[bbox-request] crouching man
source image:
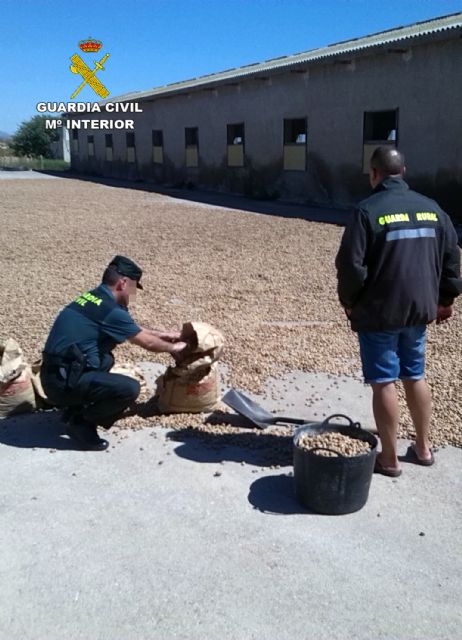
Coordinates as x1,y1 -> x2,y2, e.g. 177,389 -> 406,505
41,256 -> 186,451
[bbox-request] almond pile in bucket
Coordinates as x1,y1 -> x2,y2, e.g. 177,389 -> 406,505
155,322 -> 225,413
297,431 -> 371,457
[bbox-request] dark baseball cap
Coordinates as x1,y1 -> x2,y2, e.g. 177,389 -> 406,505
108,255 -> 143,289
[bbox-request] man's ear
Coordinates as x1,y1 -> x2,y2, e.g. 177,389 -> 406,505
369,166 -> 377,187
401,165 -> 406,177
115,277 -> 127,291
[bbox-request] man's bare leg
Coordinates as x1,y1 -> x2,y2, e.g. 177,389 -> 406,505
371,381 -> 400,471
402,378 -> 432,460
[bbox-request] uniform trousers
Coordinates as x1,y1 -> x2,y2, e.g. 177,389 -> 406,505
41,354 -> 140,428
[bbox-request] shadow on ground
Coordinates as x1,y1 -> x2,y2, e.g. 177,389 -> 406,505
0,411 -> 79,450
38,170 -> 352,225
247,474 -> 314,515
166,427 -> 313,515
167,423 -> 294,468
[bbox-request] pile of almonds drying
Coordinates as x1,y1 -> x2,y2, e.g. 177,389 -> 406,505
0,178 -> 461,447
297,431 -> 371,457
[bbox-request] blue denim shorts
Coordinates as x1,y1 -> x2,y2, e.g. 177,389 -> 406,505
358,325 -> 426,384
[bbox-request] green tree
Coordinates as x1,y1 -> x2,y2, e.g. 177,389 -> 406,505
10,115 -> 59,158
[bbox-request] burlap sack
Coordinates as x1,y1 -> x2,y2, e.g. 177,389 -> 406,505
155,322 -> 224,413
156,363 -> 219,413
173,322 -> 225,374
29,359 -> 55,409
0,339 -> 36,417
0,338 -> 26,385
181,322 -> 224,357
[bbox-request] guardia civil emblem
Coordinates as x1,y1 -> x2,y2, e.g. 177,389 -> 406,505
69,37 -> 110,99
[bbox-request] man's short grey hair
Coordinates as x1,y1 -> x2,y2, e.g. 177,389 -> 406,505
370,146 -> 405,176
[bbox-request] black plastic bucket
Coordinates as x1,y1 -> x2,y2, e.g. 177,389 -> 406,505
293,414 -> 378,515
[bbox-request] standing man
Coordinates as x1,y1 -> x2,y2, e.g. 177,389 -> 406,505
336,147 -> 462,477
41,255 -> 187,451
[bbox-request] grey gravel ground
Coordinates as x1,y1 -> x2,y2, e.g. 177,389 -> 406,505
1,176 -> 460,446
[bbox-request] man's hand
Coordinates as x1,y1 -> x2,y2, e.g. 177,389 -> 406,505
144,328 -> 182,342
436,304 -> 453,324
156,329 -> 182,342
129,330 -> 187,354
170,340 -> 187,353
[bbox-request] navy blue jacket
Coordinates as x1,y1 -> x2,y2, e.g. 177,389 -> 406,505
44,284 -> 140,369
336,177 -> 462,332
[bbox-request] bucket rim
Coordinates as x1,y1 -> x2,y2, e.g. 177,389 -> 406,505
293,416 -> 378,451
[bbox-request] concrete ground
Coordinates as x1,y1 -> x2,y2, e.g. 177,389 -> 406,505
0,366 -> 461,640
0,170 -> 58,180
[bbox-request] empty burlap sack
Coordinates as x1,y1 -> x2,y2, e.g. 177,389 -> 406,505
0,339 -> 36,418
156,322 -> 224,413
180,322 -> 224,362
29,359 -> 55,409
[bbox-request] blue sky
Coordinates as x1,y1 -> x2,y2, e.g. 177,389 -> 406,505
1,0 -> 461,134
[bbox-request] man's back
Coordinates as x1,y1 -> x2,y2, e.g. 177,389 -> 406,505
336,176 -> 461,331
44,283 -> 140,369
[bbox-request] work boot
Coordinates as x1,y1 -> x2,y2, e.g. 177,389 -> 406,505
65,418 -> 109,451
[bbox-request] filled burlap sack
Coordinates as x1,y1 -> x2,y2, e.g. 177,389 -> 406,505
0,338 -> 26,386
156,363 -> 219,413
0,339 -> 36,417
155,322 -> 224,413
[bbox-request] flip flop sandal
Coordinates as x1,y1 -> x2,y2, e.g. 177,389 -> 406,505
374,458 -> 402,478
404,445 -> 435,467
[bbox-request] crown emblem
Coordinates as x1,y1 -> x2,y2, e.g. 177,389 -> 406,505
78,36 -> 102,53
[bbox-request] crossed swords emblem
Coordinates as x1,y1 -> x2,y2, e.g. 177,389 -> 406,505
69,52 -> 110,99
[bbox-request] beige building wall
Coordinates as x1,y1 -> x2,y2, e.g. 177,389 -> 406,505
71,35 -> 462,215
